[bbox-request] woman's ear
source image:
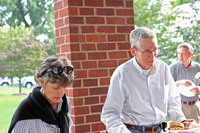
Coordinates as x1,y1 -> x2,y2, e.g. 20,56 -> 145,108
38,77 -> 45,88
130,47 -> 136,57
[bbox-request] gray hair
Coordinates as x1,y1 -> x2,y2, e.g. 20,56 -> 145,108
36,56 -> 74,87
129,27 -> 157,48
177,43 -> 194,54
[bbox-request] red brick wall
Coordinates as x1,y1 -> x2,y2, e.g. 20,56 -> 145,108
54,0 -> 134,132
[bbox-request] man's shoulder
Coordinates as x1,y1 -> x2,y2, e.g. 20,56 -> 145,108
191,61 -> 200,67
170,61 -> 179,68
156,59 -> 167,64
155,59 -> 169,67
113,58 -> 134,75
117,58 -> 133,68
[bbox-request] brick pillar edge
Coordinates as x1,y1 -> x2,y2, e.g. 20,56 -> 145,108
54,0 -> 134,132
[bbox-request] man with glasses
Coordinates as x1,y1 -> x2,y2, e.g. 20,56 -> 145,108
101,27 -> 194,133
170,43 -> 200,123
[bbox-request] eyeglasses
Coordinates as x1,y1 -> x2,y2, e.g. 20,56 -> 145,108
134,47 -> 159,55
46,66 -> 74,75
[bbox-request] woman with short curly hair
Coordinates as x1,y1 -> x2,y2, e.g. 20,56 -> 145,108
8,56 -> 74,133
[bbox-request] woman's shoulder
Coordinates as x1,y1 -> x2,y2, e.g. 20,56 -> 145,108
13,119 -> 59,133
12,119 -> 32,133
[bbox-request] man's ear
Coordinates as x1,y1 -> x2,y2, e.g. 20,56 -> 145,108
38,77 -> 45,88
130,47 -> 136,57
190,52 -> 193,58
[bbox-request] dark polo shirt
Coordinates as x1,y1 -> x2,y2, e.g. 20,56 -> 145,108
170,61 -> 200,101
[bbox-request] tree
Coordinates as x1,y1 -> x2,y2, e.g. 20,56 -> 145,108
0,27 -> 51,93
0,0 -> 56,55
134,0 -> 200,64
134,0 -> 180,64
175,0 -> 200,62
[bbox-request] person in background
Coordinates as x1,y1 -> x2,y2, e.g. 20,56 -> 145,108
170,43 -> 200,123
101,27 -> 195,133
8,56 -> 74,133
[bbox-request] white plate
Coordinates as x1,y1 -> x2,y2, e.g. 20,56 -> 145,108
177,85 -> 195,97
168,128 -> 200,133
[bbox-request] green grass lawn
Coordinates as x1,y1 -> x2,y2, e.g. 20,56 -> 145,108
0,86 -> 170,133
0,86 -> 32,133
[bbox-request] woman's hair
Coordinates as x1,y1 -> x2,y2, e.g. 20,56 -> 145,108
36,56 -> 74,87
177,43 -> 194,54
129,27 -> 157,48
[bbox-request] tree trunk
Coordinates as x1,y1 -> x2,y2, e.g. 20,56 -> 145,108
19,78 -> 22,93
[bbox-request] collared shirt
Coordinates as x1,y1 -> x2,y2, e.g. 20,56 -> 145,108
11,90 -> 73,133
101,57 -> 185,133
170,61 -> 200,101
135,59 -> 151,77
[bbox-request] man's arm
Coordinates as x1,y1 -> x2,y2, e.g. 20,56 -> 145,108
101,74 -> 131,133
167,69 -> 186,122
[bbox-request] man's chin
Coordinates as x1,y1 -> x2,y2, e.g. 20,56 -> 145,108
145,64 -> 153,69
148,62 -> 154,67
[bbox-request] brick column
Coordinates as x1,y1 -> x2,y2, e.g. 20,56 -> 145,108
54,0 -> 134,132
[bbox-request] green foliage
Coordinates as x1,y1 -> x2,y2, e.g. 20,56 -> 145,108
134,0 -> 200,64
0,27 -> 50,77
176,0 -> 189,5
0,27 -> 32,53
176,0 -> 200,62
134,0 -> 179,64
0,27 -> 50,92
0,0 -> 56,55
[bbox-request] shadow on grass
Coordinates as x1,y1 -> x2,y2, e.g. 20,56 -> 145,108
12,93 -> 28,95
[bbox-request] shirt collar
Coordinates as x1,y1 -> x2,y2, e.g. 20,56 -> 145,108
133,57 -> 152,77
179,61 -> 192,68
